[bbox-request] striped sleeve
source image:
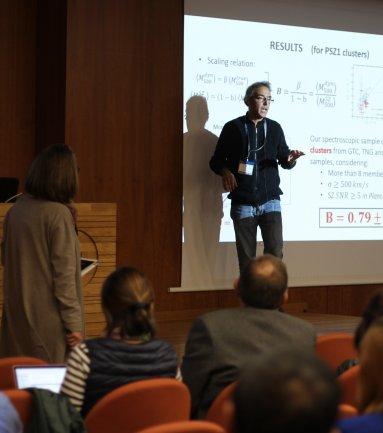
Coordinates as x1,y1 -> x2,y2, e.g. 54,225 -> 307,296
60,342 -> 90,412
176,367 -> 182,381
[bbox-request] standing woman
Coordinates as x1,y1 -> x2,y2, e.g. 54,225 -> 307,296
0,144 -> 84,363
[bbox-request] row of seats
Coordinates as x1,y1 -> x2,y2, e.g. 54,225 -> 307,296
3,375 -> 359,433
0,332 -> 359,433
4,378 -> 217,433
0,332 -> 357,391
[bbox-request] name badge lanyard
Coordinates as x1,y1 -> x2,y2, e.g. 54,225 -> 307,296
238,120 -> 267,176
245,120 -> 267,160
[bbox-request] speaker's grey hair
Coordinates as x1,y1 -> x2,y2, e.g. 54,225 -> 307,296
244,81 -> 272,105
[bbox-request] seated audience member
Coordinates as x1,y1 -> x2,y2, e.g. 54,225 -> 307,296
0,393 -> 22,433
234,350 -> 340,433
61,267 -> 178,417
338,318 -> 383,433
181,254 -> 316,418
336,290 -> 383,376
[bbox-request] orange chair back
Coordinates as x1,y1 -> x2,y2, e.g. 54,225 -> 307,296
85,378 -> 191,433
3,389 -> 33,428
338,364 -> 360,407
138,421 -> 225,433
205,382 -> 237,433
0,356 -> 47,390
316,333 -> 357,371
338,403 -> 358,419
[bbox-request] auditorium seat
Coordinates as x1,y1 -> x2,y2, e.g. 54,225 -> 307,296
0,356 -> 47,390
205,382 -> 237,433
338,403 -> 358,419
338,365 -> 360,407
316,332 -> 357,371
85,378 -> 191,433
138,421 -> 225,433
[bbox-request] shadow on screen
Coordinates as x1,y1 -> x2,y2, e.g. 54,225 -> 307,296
182,96 -> 224,287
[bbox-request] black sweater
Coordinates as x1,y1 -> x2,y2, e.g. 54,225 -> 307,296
210,116 -> 295,206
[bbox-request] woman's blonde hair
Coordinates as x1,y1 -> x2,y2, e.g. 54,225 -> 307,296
101,267 -> 155,339
358,318 -> 383,413
25,144 -> 78,203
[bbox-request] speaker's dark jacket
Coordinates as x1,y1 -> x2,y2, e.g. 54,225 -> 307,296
209,116 -> 295,206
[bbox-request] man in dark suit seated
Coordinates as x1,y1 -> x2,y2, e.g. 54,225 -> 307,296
181,254 -> 316,419
234,350 -> 340,433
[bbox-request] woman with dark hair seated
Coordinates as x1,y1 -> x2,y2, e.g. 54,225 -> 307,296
60,267 -> 178,417
338,318 -> 383,433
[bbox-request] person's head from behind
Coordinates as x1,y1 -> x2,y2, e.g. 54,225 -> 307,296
234,350 -> 340,433
354,290 -> 383,351
358,318 -> 383,413
25,143 -> 78,203
237,254 -> 288,309
102,266 -> 155,340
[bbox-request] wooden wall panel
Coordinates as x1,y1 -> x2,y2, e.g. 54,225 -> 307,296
65,0 -> 186,310
289,284 -> 383,315
341,285 -> 382,316
36,0 -> 67,148
77,203 -> 117,337
0,0 -> 37,187
64,0 -> 251,313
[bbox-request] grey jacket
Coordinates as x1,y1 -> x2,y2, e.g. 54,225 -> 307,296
181,307 -> 316,418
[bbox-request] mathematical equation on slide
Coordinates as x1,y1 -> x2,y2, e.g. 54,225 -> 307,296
319,208 -> 383,228
193,73 -> 336,107
276,81 -> 336,107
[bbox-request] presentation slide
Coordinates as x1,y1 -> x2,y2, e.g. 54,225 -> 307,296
184,16 -> 383,242
178,0 -> 383,291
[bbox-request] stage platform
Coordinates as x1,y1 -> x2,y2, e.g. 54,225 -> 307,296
156,311 -> 360,359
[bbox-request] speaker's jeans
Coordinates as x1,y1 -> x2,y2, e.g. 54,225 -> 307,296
231,200 -> 283,273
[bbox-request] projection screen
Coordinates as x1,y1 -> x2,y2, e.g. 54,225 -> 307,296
176,0 -> 383,291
